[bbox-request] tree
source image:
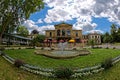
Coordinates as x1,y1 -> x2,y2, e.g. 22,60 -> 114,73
16,26 -> 29,37
103,32 -> 112,47
117,28 -> 120,42
31,29 -> 39,34
31,34 -> 45,47
88,39 -> 95,48
110,24 -> 117,42
0,0 -> 44,44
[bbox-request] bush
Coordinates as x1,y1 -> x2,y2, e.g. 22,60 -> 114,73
73,48 -> 77,50
54,67 -> 74,79
0,47 -> 5,51
18,47 -> 21,49
14,59 -> 24,68
0,51 -> 5,56
113,47 -> 116,49
101,58 -> 113,69
50,48 -> 54,50
106,47 -> 109,49
41,47 -> 44,50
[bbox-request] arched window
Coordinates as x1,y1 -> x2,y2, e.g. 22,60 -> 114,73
62,29 -> 65,36
50,32 -> 52,37
57,29 -> 60,36
67,30 -> 70,36
76,32 -> 78,37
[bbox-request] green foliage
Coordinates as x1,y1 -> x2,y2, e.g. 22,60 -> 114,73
4,49 -> 120,68
0,51 -> 5,56
31,34 -> 45,46
0,0 -> 44,44
14,59 -> 24,68
110,24 -> 120,42
101,57 -> 113,69
102,24 -> 120,43
31,29 -> 39,34
103,32 -> 112,43
54,67 -> 74,79
88,39 -> 95,48
16,26 -> 29,37
0,47 -> 5,51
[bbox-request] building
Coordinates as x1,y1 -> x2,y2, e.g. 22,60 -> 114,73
45,23 -> 101,44
2,33 -> 32,45
45,23 -> 82,42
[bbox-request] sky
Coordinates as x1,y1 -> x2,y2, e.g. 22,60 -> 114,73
23,0 -> 120,34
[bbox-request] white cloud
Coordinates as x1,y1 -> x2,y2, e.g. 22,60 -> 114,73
22,20 -> 55,34
43,0 -> 120,32
23,0 -> 120,34
36,19 -> 43,24
38,25 -> 55,34
87,30 -> 103,34
22,20 -> 39,33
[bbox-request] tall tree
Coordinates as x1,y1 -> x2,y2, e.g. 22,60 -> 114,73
116,28 -> 120,42
110,24 -> 117,42
31,34 -> 45,47
0,0 -> 44,44
16,26 -> 29,37
88,39 -> 95,48
103,32 -> 112,47
31,29 -> 39,34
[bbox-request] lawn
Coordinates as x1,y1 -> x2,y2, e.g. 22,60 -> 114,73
1,49 -> 120,80
4,49 -> 120,69
1,58 -> 120,80
0,56 -> 47,80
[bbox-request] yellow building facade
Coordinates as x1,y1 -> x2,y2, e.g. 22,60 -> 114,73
45,23 -> 82,42
45,23 -> 101,44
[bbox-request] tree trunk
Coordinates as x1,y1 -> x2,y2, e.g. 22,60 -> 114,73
0,16 -> 12,45
0,36 -> 2,45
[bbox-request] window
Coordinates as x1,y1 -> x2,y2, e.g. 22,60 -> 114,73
76,32 -> 78,37
67,30 -> 70,36
62,29 -> 65,36
50,32 -> 52,37
57,29 -> 60,36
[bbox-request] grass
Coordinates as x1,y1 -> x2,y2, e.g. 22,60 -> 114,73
1,48 -> 120,80
0,53 -> 120,80
81,62 -> 120,80
4,49 -> 120,69
0,56 -> 47,80
113,43 -> 120,46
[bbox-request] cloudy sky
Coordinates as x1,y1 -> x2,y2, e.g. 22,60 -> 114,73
23,0 -> 120,34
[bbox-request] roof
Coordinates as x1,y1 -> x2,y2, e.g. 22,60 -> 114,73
55,22 -> 72,27
4,33 -> 32,40
88,33 -> 101,35
13,35 -> 32,40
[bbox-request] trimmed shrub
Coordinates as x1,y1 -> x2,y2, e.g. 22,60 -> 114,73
113,47 -> 116,49
0,51 -> 5,56
73,48 -> 77,50
18,47 -> 21,49
14,59 -> 24,68
54,67 -> 74,79
50,48 -> 54,50
41,47 -> 44,50
0,47 -> 5,51
106,47 -> 109,49
101,58 -> 113,69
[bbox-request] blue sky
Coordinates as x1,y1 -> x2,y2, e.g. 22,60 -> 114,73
23,0 -> 120,34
